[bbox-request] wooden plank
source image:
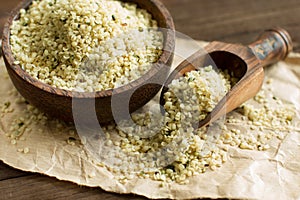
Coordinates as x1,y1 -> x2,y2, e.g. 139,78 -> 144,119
0,174 -> 146,200
162,0 -> 300,51
0,161 -> 29,181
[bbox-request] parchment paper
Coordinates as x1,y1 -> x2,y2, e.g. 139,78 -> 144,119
0,39 -> 300,199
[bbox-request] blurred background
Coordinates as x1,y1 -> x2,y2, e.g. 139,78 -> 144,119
1,0 -> 300,51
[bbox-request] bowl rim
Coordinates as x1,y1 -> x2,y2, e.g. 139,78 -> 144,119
2,0 -> 175,99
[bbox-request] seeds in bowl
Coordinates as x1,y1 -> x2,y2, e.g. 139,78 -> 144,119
10,0 -> 163,92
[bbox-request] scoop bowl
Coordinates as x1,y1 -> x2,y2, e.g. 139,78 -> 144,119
160,28 -> 292,128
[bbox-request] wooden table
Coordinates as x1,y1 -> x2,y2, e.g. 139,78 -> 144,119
1,0 -> 300,199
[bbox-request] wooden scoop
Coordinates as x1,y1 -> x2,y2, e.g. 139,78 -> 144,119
160,28 -> 292,128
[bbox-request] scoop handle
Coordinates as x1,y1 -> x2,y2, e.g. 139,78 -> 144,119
248,28 -> 293,67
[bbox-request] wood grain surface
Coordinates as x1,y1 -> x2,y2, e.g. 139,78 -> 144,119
1,0 -> 300,199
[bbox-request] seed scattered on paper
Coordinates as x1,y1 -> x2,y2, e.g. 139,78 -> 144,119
2,65 -> 296,185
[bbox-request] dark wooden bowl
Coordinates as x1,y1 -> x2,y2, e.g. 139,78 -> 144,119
2,0 -> 175,125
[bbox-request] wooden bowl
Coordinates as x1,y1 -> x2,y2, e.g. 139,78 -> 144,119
2,0 -> 175,125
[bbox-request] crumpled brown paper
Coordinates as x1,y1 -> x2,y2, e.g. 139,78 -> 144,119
0,39 -> 300,199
